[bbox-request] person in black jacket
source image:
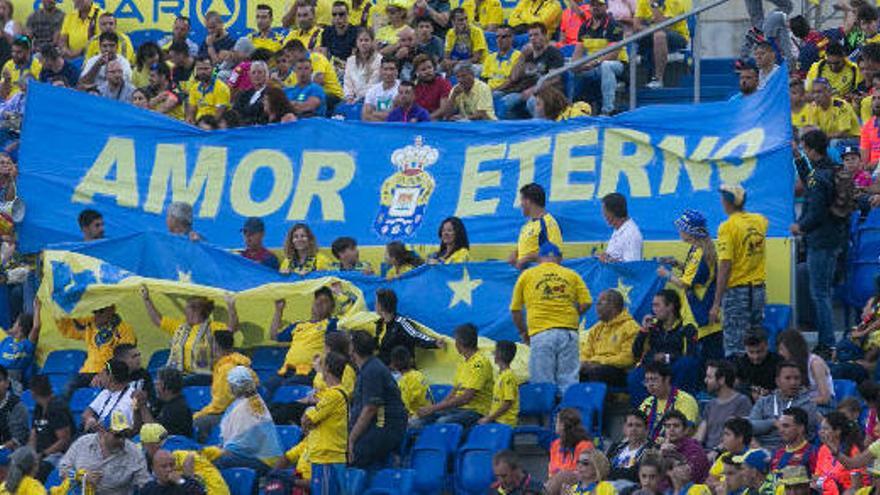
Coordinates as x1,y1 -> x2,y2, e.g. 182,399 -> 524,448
606,409 -> 651,483
140,450 -> 206,495
231,60 -> 269,125
374,288 -> 445,364
792,129 -> 847,357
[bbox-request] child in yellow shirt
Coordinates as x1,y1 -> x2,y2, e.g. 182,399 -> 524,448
479,340 -> 519,426
302,351 -> 348,495
390,346 -> 431,421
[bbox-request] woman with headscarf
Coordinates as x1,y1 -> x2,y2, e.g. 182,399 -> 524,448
657,209 -> 722,360
0,446 -> 45,495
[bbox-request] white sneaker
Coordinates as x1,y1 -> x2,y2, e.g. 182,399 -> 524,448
646,79 -> 663,89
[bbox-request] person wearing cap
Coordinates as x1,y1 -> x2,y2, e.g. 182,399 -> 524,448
734,59 -> 759,98
778,465 -> 812,495
239,217 -> 279,270
791,129 -> 848,356
140,423 -> 229,495
659,208 -> 721,358
59,410 -> 151,495
511,241 -> 591,390
580,289 -> 640,387
710,183 -> 768,357
571,0 -> 628,116
600,192 -> 643,263
842,144 -> 873,189
667,450 -> 712,495
508,183 -> 564,269
737,449 -> 774,495
806,42 -> 862,96
721,454 -> 748,495
807,77 -> 861,139
139,449 -> 206,495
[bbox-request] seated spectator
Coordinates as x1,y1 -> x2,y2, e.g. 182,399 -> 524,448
862,381 -> 880,443
301,351 -> 348,487
286,58 -> 327,118
79,32 -> 133,89
634,0 -> 691,89
607,409 -> 650,482
0,311 -> 37,385
26,0 -> 64,51
497,23 -> 564,119
414,17 -> 444,62
140,449 -> 206,495
146,62 -> 181,117
58,0 -> 101,60
343,28 -> 382,103
437,61 -> 497,120
808,77 -> 860,139
413,54 -> 450,117
734,328 -> 781,401
545,407 -> 595,494
414,323 -> 492,427
427,216 -> 470,264
696,361 -> 752,451
111,344 -> 154,405
1,446 -> 43,495
231,61 -> 269,125
37,44 -> 78,88
330,236 -> 374,273
658,410 -> 709,483
320,2 -> 358,65
283,4 -> 322,51
490,450 -> 545,495
628,290 -> 698,403
389,346 -> 430,421
510,0 -> 562,35
386,26 -> 417,81
56,303 -> 135,393
580,289 -> 640,387
386,80 -> 431,122
210,366 -> 282,476
279,223 -> 332,274
362,59 -> 400,121
778,465 -> 812,495
482,24 -> 521,93
282,40 -> 343,109
139,423 -> 230,495
814,411 -> 866,495
791,78 -> 812,131
807,42 -> 861,96
133,367 -> 192,438
158,16 -> 199,57
0,36 -> 40,101
442,8 -> 487,73
274,440 -> 311,491
534,85 -> 592,120
750,362 -> 818,449
838,397 -> 862,424
737,449 -> 773,495
770,407 -> 819,476
82,360 -> 135,432
667,450 -> 712,495
479,340 -> 518,426
637,362 -> 699,443
705,417 -> 751,492
376,1 -> 410,47
132,41 -> 162,89
383,241 -> 424,277
375,288 -> 443,364
59,410 -> 150,493
777,329 -> 833,407
558,0 -> 592,47
199,11 -> 236,64
571,0 -> 628,116
633,452 -> 665,495
185,55 -> 231,124
263,85 -> 298,123
721,454 -> 747,495
565,450 -> 616,495
83,12 -> 134,63
27,374 -> 73,481
96,59 -> 134,102
238,217 -> 279,269
168,40 -> 194,89
601,192 -> 643,262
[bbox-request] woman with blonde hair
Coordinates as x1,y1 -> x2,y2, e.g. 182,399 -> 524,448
279,223 -> 332,275
535,85 -> 592,121
564,449 -> 616,495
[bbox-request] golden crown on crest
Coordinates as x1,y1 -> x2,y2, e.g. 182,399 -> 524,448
391,136 -> 439,174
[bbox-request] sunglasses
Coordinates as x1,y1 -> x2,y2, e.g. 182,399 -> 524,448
332,11 -> 346,16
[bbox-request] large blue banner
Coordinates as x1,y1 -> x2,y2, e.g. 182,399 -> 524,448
18,70 -> 793,253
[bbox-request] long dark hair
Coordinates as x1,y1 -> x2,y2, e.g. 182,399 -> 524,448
824,410 -> 863,454
386,241 -> 423,268
136,41 -> 163,71
435,216 -> 469,259
264,85 -> 294,122
777,329 -> 810,382
557,407 -> 590,450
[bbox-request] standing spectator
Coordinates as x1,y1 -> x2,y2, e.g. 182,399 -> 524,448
1,447 -> 43,495
511,242 -> 591,391
580,289 -> 640,387
57,304 -> 135,393
754,40 -> 779,88
479,340 -> 518,426
27,375 -> 73,481
279,223 -> 332,274
0,36 -> 40,100
637,362 -> 699,443
81,360 -> 135,431
158,16 -> 199,57
490,450 -> 545,495
26,0 -> 63,50
302,351 -> 348,492
792,129 -> 848,357
238,217 -> 279,270
186,56 -> 231,124
734,329 -> 781,400
607,409 -> 650,482
139,450 -> 206,495
710,183 -> 768,357
609,0 -> 638,34
362,59 -> 399,121
770,407 -> 819,474
78,209 -> 104,241
97,60 -> 135,102
438,61 -> 496,120
198,11 -> 236,63
348,330 -> 407,468
320,2 -> 358,64
59,411 -> 151,494
413,55 -> 451,117
458,0 -> 503,30
696,361 -> 752,450
499,23 -> 564,119
343,28 -> 381,103
509,183 -> 563,269
777,329 -> 834,408
133,367 -> 192,438
749,362 -> 818,449
600,192 -> 643,262
510,0 -> 562,35
807,78 -> 861,139
38,44 -> 78,88
545,407 -> 595,493
58,0 -> 101,59
79,32 -> 133,89
806,42 -> 861,96
387,80 -> 431,122
571,0 -> 628,116
658,410 -> 710,483
389,346 -> 430,420
428,216 -> 470,264
635,0 -> 691,88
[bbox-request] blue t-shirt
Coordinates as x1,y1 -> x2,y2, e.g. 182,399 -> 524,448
386,104 -> 431,123
351,357 -> 407,432
0,336 -> 34,371
285,83 -> 327,118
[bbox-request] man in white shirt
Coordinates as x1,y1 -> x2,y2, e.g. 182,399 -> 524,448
79,31 -> 133,89
362,58 -> 400,121
600,192 -> 643,262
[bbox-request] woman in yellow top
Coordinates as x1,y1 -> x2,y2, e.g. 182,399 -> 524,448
132,42 -> 162,89
563,449 -> 616,495
140,286 -> 238,386
0,447 -> 45,495
385,241 -> 424,279
427,216 -> 471,264
279,223 -> 333,275
389,345 -> 431,419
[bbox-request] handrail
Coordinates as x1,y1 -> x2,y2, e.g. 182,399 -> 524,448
536,0 -> 732,107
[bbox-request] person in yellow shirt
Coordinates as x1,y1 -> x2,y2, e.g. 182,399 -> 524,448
512,242 -> 591,391
704,417 -> 751,489
279,223 -> 334,274
83,13 -> 135,64
0,37 -> 40,100
249,4 -> 285,52
479,340 -> 519,427
389,346 -> 431,419
508,183 -> 564,269
283,40 -> 345,104
710,183 -> 768,357
139,423 -> 231,495
580,289 -> 641,387
384,241 -> 423,279
0,447 -> 45,495
59,0 -> 102,59
427,216 -> 471,264
443,8 -> 488,72
806,42 -> 861,96
276,440 -> 312,490
375,0 -> 410,45
790,78 -> 813,134
634,0 -> 691,89
638,361 -> 699,442
57,304 -> 136,393
458,0 -> 504,30
438,60 -> 497,120
415,323 -> 493,427
482,25 -> 521,90
283,4 -> 324,50
510,0 -> 563,36
807,77 -> 861,138
185,55 -> 231,123
302,351 -> 349,493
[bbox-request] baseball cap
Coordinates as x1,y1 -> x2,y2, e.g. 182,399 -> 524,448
719,183 -> 747,208
227,365 -> 255,388
735,58 -> 758,72
744,327 -> 768,346
387,0 -> 409,10
538,242 -> 562,258
841,145 -> 860,157
140,423 -> 168,444
734,449 -> 770,474
102,410 -> 131,433
241,217 -> 265,234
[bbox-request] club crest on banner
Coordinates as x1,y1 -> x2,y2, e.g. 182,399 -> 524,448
373,136 -> 439,240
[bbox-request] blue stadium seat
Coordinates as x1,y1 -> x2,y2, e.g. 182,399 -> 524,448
346,467 -> 368,495
408,424 -> 463,494
272,385 -> 313,405
413,423 -> 463,453
429,384 -> 453,403
19,390 -> 34,414
256,368 -> 279,386
363,468 -> 415,495
763,304 -> 792,352
456,450 -> 496,495
459,423 -> 513,453
147,349 -> 170,375
163,435 -> 202,452
834,379 -> 859,405
48,374 -> 74,396
221,468 -> 256,495
514,382 -> 558,448
276,424 -> 303,451
334,103 -> 364,121
41,350 -> 86,375
70,387 -> 100,415
182,386 -> 212,411
558,382 -> 607,437
249,346 -> 287,371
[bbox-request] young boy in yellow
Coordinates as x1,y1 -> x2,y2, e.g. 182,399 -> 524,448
302,351 -> 348,495
389,346 -> 431,421
479,340 -> 519,426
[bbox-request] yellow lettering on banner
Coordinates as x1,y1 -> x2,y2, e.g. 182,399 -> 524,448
143,144 -> 227,217
714,129 -> 765,185
72,137 -> 139,207
454,144 -> 506,217
658,136 -> 718,195
550,130 -> 597,202
509,137 -> 551,207
288,152 -> 356,221
598,128 -> 653,198
230,150 -> 294,217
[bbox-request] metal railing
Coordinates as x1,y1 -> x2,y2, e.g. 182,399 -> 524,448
536,0 -> 731,109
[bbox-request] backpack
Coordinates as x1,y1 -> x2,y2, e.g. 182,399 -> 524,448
830,166 -> 857,219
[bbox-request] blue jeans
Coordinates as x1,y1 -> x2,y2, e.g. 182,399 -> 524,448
530,328 -> 580,393
575,61 -> 624,114
722,285 -> 766,357
311,463 -> 347,495
213,451 -> 271,476
807,247 -> 840,348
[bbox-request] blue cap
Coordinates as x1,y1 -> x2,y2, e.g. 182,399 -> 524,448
841,145 -> 860,157
734,449 -> 770,474
674,209 -> 709,238
538,242 -> 562,258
